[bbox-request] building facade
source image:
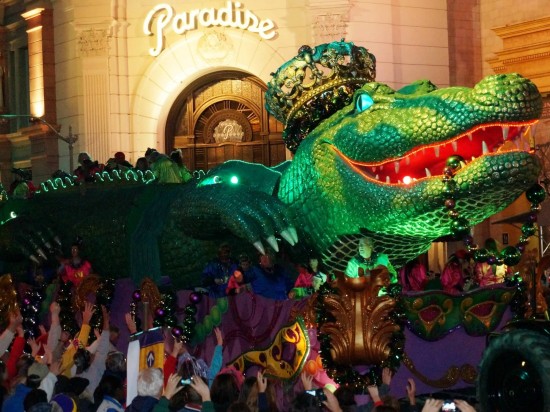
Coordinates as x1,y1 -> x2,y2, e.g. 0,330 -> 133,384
0,0 -> 548,262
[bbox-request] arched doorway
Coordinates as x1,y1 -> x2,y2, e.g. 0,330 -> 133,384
165,70 -> 285,171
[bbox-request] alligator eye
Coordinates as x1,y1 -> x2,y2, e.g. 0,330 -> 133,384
355,93 -> 374,113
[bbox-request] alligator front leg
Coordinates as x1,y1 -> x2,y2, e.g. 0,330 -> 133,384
170,184 -> 298,255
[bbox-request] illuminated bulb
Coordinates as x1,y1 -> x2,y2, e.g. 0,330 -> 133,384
230,176 -> 239,184
403,176 -> 412,185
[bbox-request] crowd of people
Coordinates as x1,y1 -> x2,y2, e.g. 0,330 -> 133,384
1,149 -> 509,411
0,298 -> 479,412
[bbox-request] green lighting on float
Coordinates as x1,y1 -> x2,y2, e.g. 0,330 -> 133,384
230,176 -> 239,184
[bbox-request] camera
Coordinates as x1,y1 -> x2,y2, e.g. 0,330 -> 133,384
180,377 -> 192,385
305,388 -> 327,406
441,400 -> 456,411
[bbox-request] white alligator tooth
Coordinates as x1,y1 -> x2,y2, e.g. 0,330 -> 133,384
502,126 -> 509,140
425,168 -> 432,177
482,141 -> 489,154
386,176 -> 391,184
460,161 -> 466,168
468,133 -> 473,142
394,161 -> 400,174
471,156 -> 476,161
375,174 -> 379,180
434,146 -> 440,157
266,235 -> 279,253
280,229 -> 296,246
452,141 -> 458,152
371,166 -> 377,173
253,240 -> 265,255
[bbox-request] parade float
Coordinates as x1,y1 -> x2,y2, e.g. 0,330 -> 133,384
0,40 -> 547,410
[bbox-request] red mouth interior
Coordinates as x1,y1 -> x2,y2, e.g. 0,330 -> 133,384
343,121 -> 536,184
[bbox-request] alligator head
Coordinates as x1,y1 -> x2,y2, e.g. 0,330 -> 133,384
278,73 -> 542,269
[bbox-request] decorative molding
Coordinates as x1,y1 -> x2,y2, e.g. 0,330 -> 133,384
313,13 -> 348,44
77,28 -> 109,57
197,30 -> 234,64
488,16 -> 550,93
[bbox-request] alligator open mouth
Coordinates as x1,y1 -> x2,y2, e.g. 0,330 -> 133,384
338,120 -> 538,185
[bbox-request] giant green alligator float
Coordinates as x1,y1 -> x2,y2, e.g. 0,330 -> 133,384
0,41 -> 542,287
0,40 -> 547,409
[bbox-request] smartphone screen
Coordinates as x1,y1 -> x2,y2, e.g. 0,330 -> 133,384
442,400 -> 456,411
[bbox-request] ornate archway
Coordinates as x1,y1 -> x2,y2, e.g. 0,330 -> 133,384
165,70 -> 285,171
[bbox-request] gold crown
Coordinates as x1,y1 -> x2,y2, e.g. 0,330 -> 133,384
265,40 -> 376,152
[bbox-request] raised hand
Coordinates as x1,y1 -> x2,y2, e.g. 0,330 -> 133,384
125,313 -> 137,334
214,327 -> 223,346
257,370 -> 267,393
382,367 -> 393,386
82,302 -> 94,325
301,371 -> 313,391
163,373 -> 183,400
422,398 -> 443,412
190,375 -> 210,402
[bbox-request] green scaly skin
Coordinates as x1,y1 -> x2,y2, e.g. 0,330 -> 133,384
279,73 -> 542,268
0,73 -> 542,282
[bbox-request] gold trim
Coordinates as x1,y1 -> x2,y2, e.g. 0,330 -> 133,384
403,353 -> 477,388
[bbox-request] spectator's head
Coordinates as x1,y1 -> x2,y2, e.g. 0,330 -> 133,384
109,325 -> 120,345
170,149 -> 183,165
239,254 -> 251,272
334,385 -> 356,408
23,388 -> 49,412
290,392 -> 322,411
135,157 -> 149,171
238,376 -> 257,403
228,401 -> 252,412
259,252 -> 275,270
93,374 -> 124,405
77,152 -> 91,165
373,405 -> 399,412
105,351 -> 126,375
27,361 -> 49,389
485,238 -> 498,253
169,378 -> 204,410
73,348 -> 91,374
114,152 -> 126,163
218,243 -> 231,262
211,372 -> 241,411
137,367 -> 164,398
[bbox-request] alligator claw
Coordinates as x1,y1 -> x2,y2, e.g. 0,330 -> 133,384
253,240 -> 265,255
289,227 -> 298,244
266,235 -> 279,252
280,229 -> 296,246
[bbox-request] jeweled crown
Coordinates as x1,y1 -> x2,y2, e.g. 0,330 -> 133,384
265,40 -> 376,152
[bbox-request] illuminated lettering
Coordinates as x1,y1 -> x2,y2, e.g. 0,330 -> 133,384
143,1 -> 277,57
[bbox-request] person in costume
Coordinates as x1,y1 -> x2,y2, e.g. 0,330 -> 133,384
441,250 -> 469,293
170,149 -> 193,183
226,267 -> 248,295
202,243 -> 238,298
345,236 -> 397,282
59,240 -> 92,287
8,168 -> 36,199
249,251 -> 294,300
148,150 -> 183,184
74,152 -> 104,183
474,238 -> 511,287
399,257 -> 427,292
290,256 -> 327,298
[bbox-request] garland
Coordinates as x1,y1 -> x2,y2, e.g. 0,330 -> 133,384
315,281 -> 406,392
443,155 -> 546,265
443,155 -> 544,319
